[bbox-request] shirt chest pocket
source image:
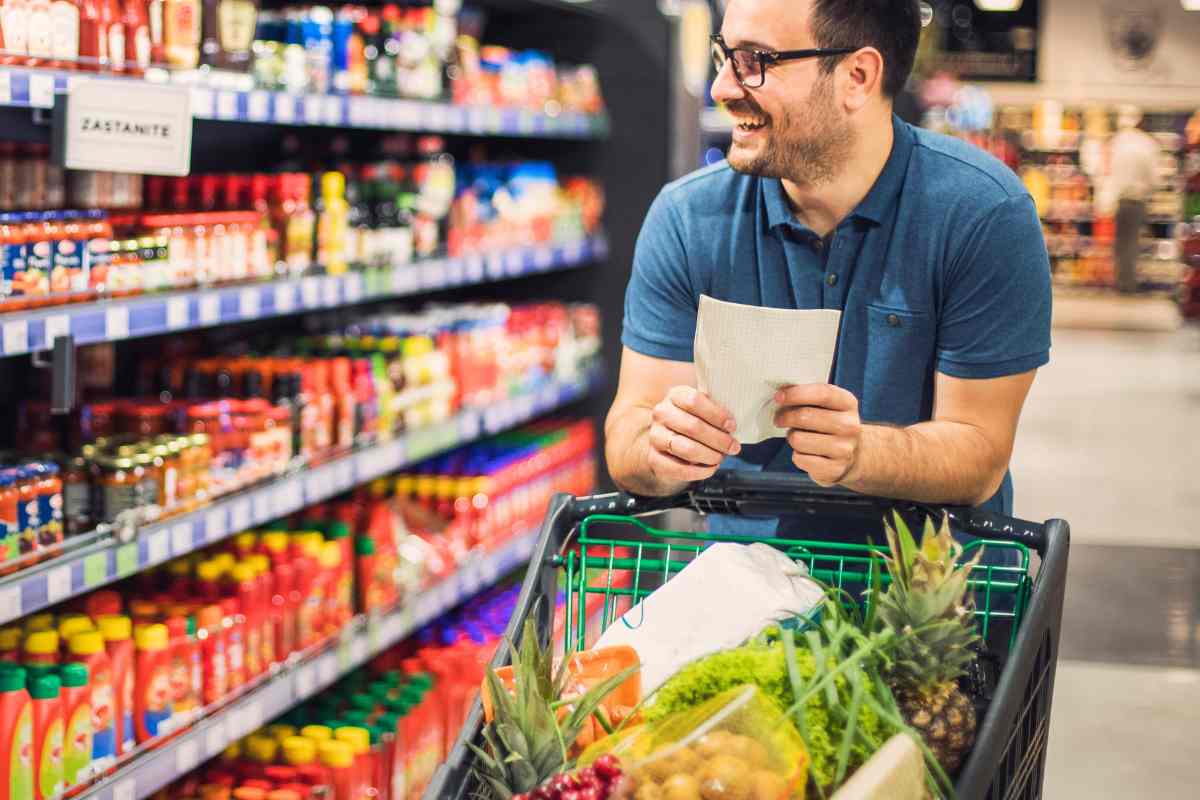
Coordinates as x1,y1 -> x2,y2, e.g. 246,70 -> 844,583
862,304 -> 937,424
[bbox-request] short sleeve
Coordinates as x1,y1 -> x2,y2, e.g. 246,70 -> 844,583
621,189 -> 699,362
936,194 -> 1052,379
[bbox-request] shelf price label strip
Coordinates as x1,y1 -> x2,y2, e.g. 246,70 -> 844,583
73,526 -> 539,800
0,234 -> 605,358
0,370 -> 598,627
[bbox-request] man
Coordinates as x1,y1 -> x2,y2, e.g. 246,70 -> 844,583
605,0 -> 1051,537
1108,105 -> 1159,294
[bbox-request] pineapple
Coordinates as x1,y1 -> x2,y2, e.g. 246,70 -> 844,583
468,616 -> 636,800
876,512 -> 983,775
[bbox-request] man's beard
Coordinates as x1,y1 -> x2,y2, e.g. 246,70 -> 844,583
725,75 -> 853,185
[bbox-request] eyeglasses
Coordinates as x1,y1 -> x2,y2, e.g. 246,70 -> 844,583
710,34 -> 858,89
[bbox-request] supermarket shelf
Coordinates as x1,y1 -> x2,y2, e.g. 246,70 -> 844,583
0,66 -> 610,138
0,234 -> 608,357
74,526 -> 540,800
0,368 -> 600,627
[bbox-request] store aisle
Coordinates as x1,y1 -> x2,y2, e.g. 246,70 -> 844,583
1011,326 -> 1200,796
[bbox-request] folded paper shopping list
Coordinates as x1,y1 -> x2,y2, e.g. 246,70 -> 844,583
694,294 -> 842,444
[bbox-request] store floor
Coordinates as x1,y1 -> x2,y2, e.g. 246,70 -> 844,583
1009,326 -> 1200,797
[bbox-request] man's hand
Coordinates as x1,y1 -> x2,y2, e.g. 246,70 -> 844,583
774,383 -> 863,487
647,386 -> 742,484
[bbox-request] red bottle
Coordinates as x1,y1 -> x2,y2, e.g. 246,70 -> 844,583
164,616 -> 199,727
132,623 -> 170,743
28,673 -> 63,800
121,0 -> 149,73
96,615 -> 134,756
219,597 -> 245,691
195,604 -> 227,706
225,565 -> 261,680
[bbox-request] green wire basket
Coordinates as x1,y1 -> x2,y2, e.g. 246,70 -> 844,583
562,513 -> 1034,656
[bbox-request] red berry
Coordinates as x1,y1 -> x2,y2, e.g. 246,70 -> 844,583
531,789 -> 554,800
561,792 -> 583,800
577,788 -> 601,800
549,775 -> 576,794
593,755 -> 623,781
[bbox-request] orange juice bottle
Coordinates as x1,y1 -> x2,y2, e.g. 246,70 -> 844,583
0,663 -> 34,800
132,624 -> 171,743
95,616 -> 133,756
65,631 -> 114,774
28,673 -> 62,800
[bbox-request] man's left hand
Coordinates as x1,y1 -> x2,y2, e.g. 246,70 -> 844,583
774,384 -> 863,487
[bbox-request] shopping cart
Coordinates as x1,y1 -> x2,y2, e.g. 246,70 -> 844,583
426,472 -> 1070,800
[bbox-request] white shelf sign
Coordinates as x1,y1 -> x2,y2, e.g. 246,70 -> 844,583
62,80 -> 193,176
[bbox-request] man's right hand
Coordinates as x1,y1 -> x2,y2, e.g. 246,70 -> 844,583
646,386 -> 742,483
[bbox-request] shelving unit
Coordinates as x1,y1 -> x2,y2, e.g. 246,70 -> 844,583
0,368 -> 599,627
73,526 -> 542,800
0,66 -> 609,138
0,1 -> 683,796
0,234 -> 607,356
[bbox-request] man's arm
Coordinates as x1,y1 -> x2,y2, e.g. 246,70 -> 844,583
606,347 -> 740,497
776,369 -> 1036,506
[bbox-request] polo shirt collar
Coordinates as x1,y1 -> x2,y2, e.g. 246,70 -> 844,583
764,113 -> 915,231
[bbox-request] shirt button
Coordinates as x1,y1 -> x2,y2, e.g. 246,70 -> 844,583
812,238 -> 824,252
886,313 -> 901,327
826,273 -> 838,287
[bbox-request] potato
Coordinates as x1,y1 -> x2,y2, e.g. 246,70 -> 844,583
694,730 -> 734,760
725,735 -> 770,769
698,755 -> 752,800
636,784 -> 666,800
749,770 -> 787,800
662,773 -> 703,800
645,747 -> 701,783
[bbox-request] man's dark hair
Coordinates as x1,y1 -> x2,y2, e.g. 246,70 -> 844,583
810,0 -> 921,97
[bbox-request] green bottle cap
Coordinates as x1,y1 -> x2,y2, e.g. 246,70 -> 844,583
349,693 -> 375,712
355,536 -> 376,556
366,725 -> 385,746
399,686 -> 424,705
29,674 -> 61,699
408,672 -> 433,690
320,719 -> 344,731
377,712 -> 399,732
0,664 -> 26,692
59,663 -> 89,688
24,664 -> 56,682
327,521 -> 351,540
380,670 -> 402,686
342,710 -> 369,726
367,682 -> 392,701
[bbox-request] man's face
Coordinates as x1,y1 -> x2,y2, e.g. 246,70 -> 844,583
712,0 -> 855,184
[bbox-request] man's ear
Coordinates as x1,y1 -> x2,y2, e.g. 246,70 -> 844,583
840,47 -> 885,112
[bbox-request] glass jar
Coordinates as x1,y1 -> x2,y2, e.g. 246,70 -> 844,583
189,432 -> 212,504
99,455 -> 142,524
61,454 -> 92,537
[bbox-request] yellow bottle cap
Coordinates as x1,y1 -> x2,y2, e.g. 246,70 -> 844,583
299,725 -> 332,742
24,613 -> 56,633
261,533 -> 289,554
167,559 -> 191,578
58,615 -> 95,642
0,625 -> 22,650
235,532 -> 258,552
245,735 -> 279,764
281,735 -> 316,766
134,623 -> 169,651
230,563 -> 256,583
68,630 -> 106,656
266,724 -> 296,742
222,741 -> 242,761
211,553 -> 236,574
23,630 -> 59,656
333,726 -> 369,756
196,560 -> 224,582
249,554 -> 271,575
318,740 -> 354,769
319,542 -> 341,569
97,615 -> 132,642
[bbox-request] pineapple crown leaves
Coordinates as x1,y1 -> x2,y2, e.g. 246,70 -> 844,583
470,614 -> 639,800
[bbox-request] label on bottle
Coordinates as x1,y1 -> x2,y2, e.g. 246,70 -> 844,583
108,21 -> 126,70
49,0 -> 79,60
165,0 -> 199,68
54,236 -> 87,293
38,715 -> 63,800
103,482 -> 139,522
217,0 -> 255,56
26,0 -> 51,61
132,23 -> 150,68
0,241 -> 26,297
1,1 -> 30,57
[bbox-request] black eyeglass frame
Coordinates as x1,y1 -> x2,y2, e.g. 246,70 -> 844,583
710,34 -> 859,89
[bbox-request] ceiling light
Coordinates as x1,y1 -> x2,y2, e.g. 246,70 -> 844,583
1183,0 -> 1200,10
973,0 -> 1022,10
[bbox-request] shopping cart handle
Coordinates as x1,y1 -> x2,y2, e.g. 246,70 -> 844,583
572,472 -> 1048,552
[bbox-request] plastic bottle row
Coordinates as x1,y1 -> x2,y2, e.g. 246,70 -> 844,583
0,140 -> 605,310
0,419 -> 596,798
0,1 -> 605,114
4,300 -> 597,559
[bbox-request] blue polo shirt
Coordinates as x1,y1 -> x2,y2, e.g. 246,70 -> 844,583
622,115 -> 1051,537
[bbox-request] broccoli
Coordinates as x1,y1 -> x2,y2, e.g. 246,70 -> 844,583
645,639 -> 890,790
